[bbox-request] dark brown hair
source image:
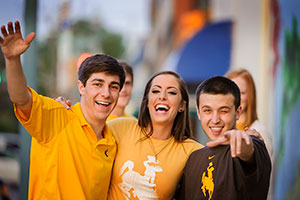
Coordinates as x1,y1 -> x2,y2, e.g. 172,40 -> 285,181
138,71 -> 192,142
78,54 -> 126,90
119,61 -> 134,84
195,76 -> 241,110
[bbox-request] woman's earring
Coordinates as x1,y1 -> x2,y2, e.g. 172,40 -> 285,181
179,109 -> 184,113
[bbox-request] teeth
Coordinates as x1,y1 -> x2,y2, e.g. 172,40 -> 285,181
211,127 -> 222,131
155,104 -> 169,111
96,101 -> 110,106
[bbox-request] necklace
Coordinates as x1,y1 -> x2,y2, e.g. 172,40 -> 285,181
148,137 -> 173,161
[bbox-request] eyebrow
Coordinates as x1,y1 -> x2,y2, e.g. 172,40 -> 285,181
200,105 -> 231,110
201,105 -> 211,109
219,106 -> 231,110
91,78 -> 120,86
111,81 -> 120,86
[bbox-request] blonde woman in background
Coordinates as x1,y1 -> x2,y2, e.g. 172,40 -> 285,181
226,69 -> 273,157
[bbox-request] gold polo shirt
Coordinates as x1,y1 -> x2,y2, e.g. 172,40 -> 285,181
15,88 -> 116,200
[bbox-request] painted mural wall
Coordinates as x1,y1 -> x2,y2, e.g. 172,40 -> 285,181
272,0 -> 300,199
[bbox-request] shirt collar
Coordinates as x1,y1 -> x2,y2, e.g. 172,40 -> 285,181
71,103 -> 89,127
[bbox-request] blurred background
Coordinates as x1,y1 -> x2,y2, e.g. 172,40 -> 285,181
0,0 -> 299,199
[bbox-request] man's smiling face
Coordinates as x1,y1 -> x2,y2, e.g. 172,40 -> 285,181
197,93 -> 241,141
78,72 -> 120,124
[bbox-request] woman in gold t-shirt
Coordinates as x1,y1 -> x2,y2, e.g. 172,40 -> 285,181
107,71 -> 203,200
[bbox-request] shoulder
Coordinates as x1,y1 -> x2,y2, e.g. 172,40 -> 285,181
250,120 -> 266,131
30,87 -> 74,112
124,113 -> 137,119
107,114 -> 119,121
107,117 -> 140,139
107,117 -> 138,128
180,138 -> 204,155
251,135 -> 268,150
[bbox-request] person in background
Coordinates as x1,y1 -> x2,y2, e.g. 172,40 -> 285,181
226,69 -> 273,157
107,61 -> 135,121
0,21 -> 125,199
107,71 -> 203,199
175,76 -> 271,200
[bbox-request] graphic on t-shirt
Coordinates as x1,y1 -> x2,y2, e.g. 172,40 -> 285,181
201,156 -> 215,200
118,155 -> 163,199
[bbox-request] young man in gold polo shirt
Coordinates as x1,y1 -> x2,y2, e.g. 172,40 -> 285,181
0,21 -> 125,199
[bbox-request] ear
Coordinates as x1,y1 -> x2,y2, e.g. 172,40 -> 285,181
196,105 -> 201,120
178,101 -> 186,112
77,80 -> 85,96
235,106 -> 242,121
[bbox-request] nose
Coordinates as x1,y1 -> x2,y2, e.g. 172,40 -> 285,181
211,112 -> 220,124
158,90 -> 167,100
101,85 -> 111,98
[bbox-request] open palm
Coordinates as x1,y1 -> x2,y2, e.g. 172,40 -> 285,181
0,21 -> 35,59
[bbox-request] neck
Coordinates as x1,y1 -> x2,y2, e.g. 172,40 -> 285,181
90,122 -> 106,141
111,106 -> 125,117
150,123 -> 173,140
237,110 -> 246,124
80,102 -> 106,141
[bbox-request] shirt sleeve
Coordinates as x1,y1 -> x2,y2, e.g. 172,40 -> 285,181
14,87 -> 73,143
244,136 -> 272,199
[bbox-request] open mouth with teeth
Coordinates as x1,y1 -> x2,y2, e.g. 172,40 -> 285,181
155,104 -> 169,112
209,126 -> 224,135
95,101 -> 111,107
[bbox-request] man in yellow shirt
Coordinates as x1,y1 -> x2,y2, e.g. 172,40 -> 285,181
0,21 -> 125,199
76,54 -> 135,121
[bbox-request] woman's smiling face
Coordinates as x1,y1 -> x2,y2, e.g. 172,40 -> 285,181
147,74 -> 184,127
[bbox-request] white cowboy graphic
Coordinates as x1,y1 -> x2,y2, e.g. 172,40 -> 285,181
118,155 -> 163,199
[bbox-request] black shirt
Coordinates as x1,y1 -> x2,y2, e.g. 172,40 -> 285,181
175,136 -> 271,200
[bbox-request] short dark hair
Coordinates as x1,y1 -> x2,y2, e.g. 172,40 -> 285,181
78,54 -> 126,90
138,71 -> 193,142
195,76 -> 241,110
119,61 -> 134,84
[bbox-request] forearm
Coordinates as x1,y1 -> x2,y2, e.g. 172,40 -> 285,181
238,146 -> 254,162
5,56 -> 32,112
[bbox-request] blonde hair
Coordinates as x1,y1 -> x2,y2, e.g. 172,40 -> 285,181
226,69 -> 258,128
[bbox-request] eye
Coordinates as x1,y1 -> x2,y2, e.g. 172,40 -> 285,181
168,91 -> 177,95
151,90 -> 160,94
125,81 -> 132,86
203,109 -> 211,113
93,83 -> 101,87
220,109 -> 229,114
110,85 -> 120,90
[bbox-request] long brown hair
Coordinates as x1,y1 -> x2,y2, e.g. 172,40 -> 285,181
226,69 -> 258,128
138,71 -> 193,142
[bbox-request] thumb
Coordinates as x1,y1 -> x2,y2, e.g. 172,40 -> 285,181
25,32 -> 35,44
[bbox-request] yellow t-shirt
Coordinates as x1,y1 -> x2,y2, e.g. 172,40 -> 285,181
107,113 -> 135,121
14,88 -> 116,200
107,118 -> 203,200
